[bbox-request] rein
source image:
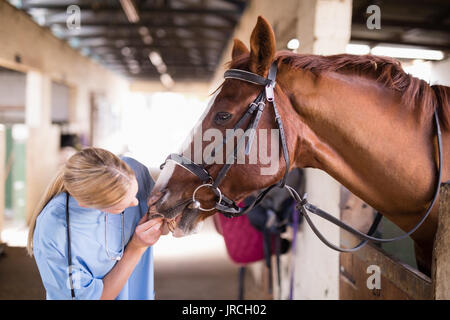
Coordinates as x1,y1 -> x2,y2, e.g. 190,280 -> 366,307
160,60 -> 444,253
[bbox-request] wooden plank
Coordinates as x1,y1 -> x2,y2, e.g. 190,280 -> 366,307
340,242 -> 433,300
0,106 -> 25,112
339,190 -> 433,300
432,183 -> 450,299
0,125 -> 5,239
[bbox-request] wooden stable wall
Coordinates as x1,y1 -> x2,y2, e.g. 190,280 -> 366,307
340,242 -> 433,299
0,1 -> 129,139
432,183 -> 450,299
0,125 -> 5,238
0,1 -> 130,224
340,183 -> 450,300
25,127 -> 60,225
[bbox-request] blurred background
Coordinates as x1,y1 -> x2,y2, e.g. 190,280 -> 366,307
0,0 -> 449,300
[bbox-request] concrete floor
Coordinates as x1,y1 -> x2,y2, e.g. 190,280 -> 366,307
0,218 -> 266,300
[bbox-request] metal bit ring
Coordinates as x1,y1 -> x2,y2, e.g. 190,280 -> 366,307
192,184 -> 222,212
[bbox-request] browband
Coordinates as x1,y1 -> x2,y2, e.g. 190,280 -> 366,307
224,69 -> 272,86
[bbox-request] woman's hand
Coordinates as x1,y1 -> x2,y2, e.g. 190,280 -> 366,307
128,215 -> 163,251
102,214 -> 162,300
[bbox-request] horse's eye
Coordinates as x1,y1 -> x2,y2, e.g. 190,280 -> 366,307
214,112 -> 232,125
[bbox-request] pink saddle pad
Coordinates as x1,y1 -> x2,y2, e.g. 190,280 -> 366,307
214,213 -> 264,264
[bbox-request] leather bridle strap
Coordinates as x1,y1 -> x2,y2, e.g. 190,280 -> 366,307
161,61 -> 291,218
223,68 -> 271,86
162,154 -> 212,183
211,91 -> 267,189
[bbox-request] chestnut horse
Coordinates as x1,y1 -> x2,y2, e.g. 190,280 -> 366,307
149,16 -> 450,275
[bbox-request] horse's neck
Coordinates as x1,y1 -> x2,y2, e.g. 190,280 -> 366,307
279,67 -> 437,228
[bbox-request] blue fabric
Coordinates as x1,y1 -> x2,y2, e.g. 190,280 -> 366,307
33,157 -> 155,300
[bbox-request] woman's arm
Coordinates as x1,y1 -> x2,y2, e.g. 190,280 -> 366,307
100,215 -> 163,300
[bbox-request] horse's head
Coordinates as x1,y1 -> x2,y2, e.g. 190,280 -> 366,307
149,16 -> 298,236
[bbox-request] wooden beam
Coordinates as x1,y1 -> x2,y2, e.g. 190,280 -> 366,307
432,183 -> 450,299
25,5 -> 242,16
61,33 -> 225,42
46,21 -> 232,30
352,18 -> 450,34
0,106 -> 25,111
350,36 -> 450,52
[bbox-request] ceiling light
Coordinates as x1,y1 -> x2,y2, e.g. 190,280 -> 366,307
142,35 -> 153,45
121,47 -> 132,56
346,43 -> 371,55
149,51 -> 163,67
287,38 -> 299,50
120,0 -> 140,23
160,73 -> 174,88
156,63 -> 167,74
138,26 -> 149,36
371,45 -> 444,61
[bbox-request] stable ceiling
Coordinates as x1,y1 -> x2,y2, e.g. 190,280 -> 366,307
12,0 -> 449,83
352,0 -> 450,52
15,0 -> 246,82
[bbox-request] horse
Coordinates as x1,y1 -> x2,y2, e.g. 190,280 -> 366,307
148,16 -> 450,275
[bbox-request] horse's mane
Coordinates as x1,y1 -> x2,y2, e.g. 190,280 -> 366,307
229,52 -> 450,130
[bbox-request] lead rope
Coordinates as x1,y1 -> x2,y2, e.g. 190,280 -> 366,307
289,201 -> 299,300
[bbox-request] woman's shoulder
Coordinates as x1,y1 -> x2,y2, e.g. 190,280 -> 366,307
34,193 -> 67,251
39,193 -> 67,221
120,156 -> 154,199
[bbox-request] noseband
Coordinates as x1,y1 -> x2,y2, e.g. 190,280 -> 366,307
160,60 -> 444,253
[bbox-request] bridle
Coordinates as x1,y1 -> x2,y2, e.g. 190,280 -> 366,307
161,61 -> 289,218
160,60 -> 444,253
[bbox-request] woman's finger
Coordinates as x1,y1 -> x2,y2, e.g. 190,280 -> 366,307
137,218 -> 163,233
145,222 -> 162,233
160,221 -> 170,235
141,225 -> 162,244
137,213 -> 149,225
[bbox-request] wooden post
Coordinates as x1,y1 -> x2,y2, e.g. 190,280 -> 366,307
0,125 -> 5,240
432,182 -> 450,299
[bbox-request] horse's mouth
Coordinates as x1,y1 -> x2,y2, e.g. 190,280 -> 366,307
148,195 -> 200,236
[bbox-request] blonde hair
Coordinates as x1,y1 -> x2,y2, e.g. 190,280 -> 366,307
26,147 -> 135,256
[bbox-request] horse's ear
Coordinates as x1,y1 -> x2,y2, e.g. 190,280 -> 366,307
249,16 -> 276,76
232,39 -> 249,60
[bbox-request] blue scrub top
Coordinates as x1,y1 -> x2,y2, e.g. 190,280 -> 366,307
33,157 -> 155,300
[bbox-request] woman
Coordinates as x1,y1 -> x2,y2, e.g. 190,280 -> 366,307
27,147 -> 163,300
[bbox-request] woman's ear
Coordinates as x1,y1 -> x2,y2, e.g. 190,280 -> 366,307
231,38 -> 249,60
249,16 -> 276,76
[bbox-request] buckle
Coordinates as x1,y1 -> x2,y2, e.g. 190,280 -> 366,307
265,81 -> 276,102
